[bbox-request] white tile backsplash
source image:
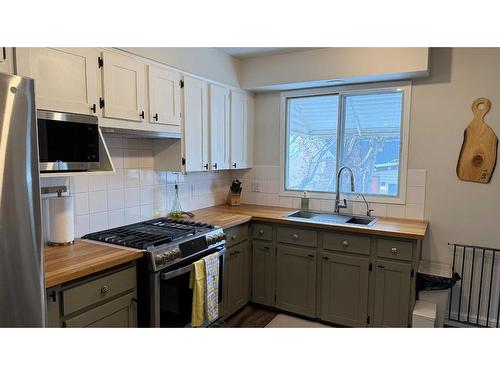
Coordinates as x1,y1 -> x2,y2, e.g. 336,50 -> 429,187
89,212 -> 108,232
41,154 -> 427,242
39,135 -> 232,239
243,165 -> 427,220
88,175 -> 107,192
107,189 -> 125,210
88,190 -> 108,213
407,169 -> 427,187
407,186 -> 425,204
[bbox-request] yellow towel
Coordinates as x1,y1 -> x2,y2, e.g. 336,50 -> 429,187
189,259 -> 206,327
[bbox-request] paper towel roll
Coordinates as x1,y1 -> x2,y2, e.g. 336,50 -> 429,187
48,195 -> 74,245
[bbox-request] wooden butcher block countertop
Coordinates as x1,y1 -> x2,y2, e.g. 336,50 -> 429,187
192,204 -> 428,240
44,241 -> 143,288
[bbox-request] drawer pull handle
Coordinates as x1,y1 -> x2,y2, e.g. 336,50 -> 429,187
100,285 -> 110,295
231,235 -> 237,240
263,246 -> 270,250
293,234 -> 299,240
229,252 -> 235,256
258,229 -> 264,235
391,247 -> 398,254
307,254 -> 314,258
377,265 -> 385,269
322,256 -> 329,260
342,240 -> 349,247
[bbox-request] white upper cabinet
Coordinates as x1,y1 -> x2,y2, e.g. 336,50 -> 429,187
209,84 -> 230,170
101,51 -> 145,122
147,65 -> 181,127
183,76 -> 209,172
16,48 -> 99,115
230,90 -> 250,169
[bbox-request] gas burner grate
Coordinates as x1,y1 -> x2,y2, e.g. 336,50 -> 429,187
82,217 -> 214,250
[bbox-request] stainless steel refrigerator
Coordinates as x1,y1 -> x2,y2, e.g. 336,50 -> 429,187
0,72 -> 45,327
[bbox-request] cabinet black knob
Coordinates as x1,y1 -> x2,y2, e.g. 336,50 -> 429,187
212,163 -> 218,169
232,163 -> 237,168
204,163 -> 209,170
153,113 -> 158,121
140,111 -> 145,119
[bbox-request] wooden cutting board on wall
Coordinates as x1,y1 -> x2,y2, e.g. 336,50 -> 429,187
456,98 -> 498,183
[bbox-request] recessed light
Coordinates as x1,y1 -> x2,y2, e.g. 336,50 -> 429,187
325,79 -> 345,84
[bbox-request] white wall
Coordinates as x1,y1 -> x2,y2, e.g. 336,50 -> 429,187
120,47 -> 241,88
251,48 -> 500,265
240,48 -> 429,91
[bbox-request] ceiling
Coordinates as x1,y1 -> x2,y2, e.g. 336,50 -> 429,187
219,47 -> 317,59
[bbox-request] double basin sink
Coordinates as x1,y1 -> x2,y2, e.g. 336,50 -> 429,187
285,210 -> 378,226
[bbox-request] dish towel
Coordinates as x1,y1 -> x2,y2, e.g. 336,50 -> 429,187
190,259 -> 206,327
203,252 -> 220,324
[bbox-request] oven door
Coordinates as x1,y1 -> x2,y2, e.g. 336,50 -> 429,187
152,245 -> 225,327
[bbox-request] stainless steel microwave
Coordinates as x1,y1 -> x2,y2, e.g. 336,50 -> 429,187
37,110 -> 100,172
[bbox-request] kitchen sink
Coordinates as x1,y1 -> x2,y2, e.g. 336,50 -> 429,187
285,210 -> 378,226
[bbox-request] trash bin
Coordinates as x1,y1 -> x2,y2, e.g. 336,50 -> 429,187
416,260 -> 461,327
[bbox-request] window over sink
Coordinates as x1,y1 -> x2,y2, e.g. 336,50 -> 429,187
281,81 -> 411,204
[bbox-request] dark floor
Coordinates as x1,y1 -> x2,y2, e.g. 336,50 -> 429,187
224,304 -> 278,328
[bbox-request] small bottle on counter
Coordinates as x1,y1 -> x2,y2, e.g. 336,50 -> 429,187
301,191 -> 309,210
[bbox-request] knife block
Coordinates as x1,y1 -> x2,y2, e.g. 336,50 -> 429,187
227,190 -> 241,206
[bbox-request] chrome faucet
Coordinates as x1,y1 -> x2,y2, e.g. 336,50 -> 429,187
334,166 -> 355,214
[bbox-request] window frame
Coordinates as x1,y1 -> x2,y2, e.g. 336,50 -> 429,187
279,80 -> 412,204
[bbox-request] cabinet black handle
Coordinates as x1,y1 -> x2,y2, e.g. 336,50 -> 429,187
2,47 -> 6,60
204,163 -> 209,170
90,103 -> 96,113
49,290 -> 57,302
307,254 -> 315,258
263,246 -> 270,250
322,256 -> 329,260
153,113 -> 158,121
232,163 -> 237,168
140,111 -> 145,119
212,163 -> 218,169
377,265 -> 385,269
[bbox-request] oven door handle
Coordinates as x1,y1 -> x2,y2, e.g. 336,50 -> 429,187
160,246 -> 226,281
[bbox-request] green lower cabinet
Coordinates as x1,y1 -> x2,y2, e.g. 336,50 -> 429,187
225,241 -> 249,317
320,252 -> 369,327
251,240 -> 276,306
46,288 -> 61,327
372,259 -> 411,327
276,245 -> 317,318
64,292 -> 136,328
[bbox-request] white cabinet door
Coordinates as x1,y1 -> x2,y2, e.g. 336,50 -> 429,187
230,91 -> 249,169
183,76 -> 209,172
147,65 -> 181,126
15,48 -> 99,115
101,51 -> 145,122
209,84 -> 230,170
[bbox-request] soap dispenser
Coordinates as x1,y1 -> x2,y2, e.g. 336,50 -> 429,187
301,191 -> 309,210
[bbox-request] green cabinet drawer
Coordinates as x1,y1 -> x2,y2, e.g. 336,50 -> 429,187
323,232 -> 370,255
376,238 -> 413,261
62,266 -> 136,316
252,223 -> 273,241
225,224 -> 249,248
276,227 -> 317,248
64,292 -> 136,328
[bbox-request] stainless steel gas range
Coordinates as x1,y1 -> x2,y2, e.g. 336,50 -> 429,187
82,217 -> 226,327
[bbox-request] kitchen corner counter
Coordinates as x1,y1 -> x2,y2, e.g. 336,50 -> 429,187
191,204 -> 428,240
44,240 -> 143,288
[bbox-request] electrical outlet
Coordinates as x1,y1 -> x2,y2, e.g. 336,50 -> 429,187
251,181 -> 261,192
